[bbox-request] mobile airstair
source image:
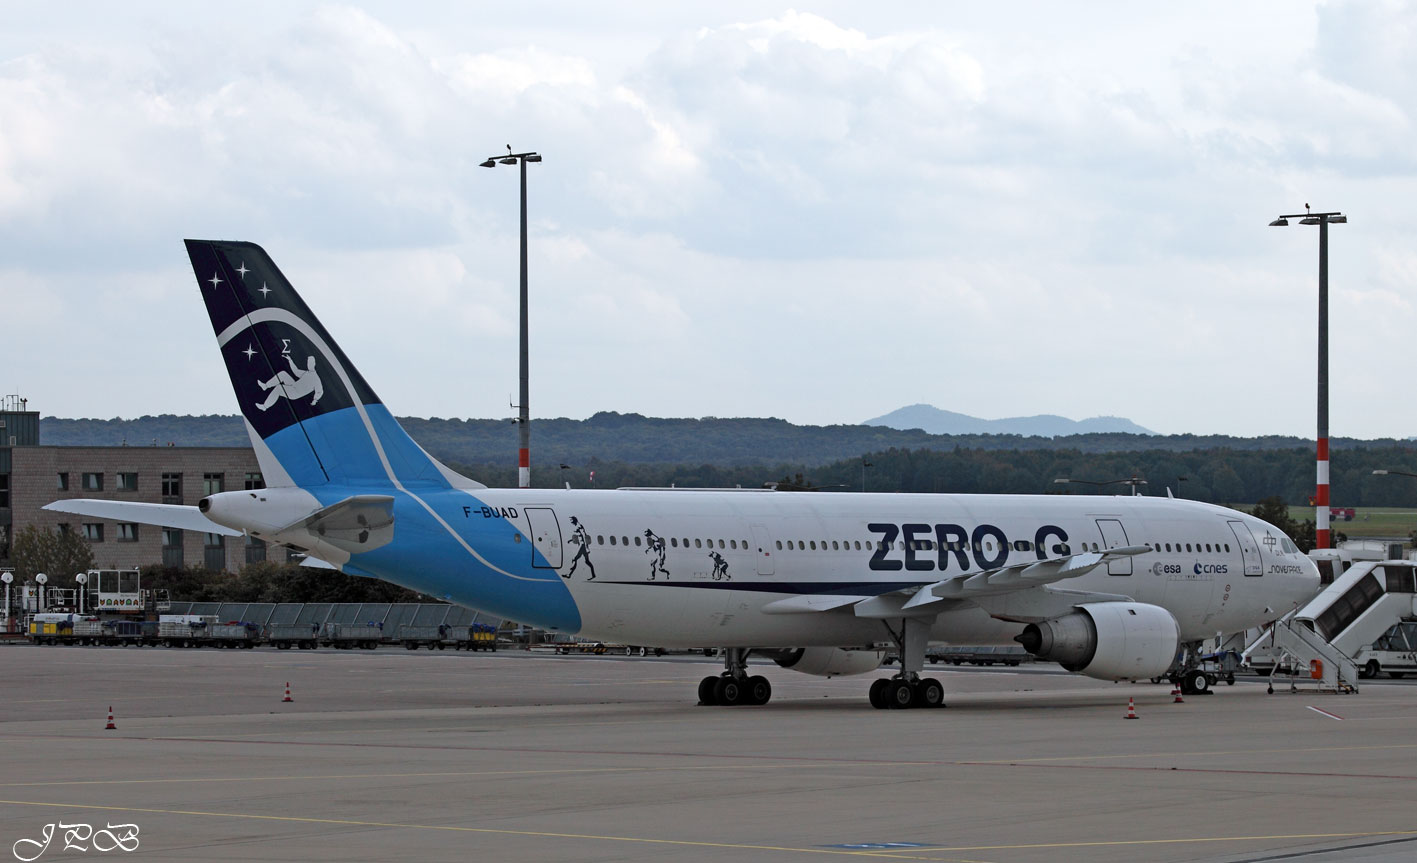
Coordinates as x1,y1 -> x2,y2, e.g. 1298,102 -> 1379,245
1242,560 -> 1417,694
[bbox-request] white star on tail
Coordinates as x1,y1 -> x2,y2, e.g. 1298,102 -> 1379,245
208,272 -> 222,289
236,263 -> 249,278
242,344 -> 256,360
258,283 -> 271,299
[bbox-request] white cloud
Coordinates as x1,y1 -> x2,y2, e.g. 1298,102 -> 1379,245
3,2 -> 1417,439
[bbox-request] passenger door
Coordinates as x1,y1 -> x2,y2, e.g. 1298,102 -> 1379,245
751,524 -> 775,576
1228,520 -> 1263,576
1095,519 -> 1132,575
524,508 -> 563,569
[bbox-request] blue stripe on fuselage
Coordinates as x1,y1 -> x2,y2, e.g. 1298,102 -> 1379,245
263,405 -> 581,631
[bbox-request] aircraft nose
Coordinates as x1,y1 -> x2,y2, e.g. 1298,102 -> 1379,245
1295,555 -> 1322,605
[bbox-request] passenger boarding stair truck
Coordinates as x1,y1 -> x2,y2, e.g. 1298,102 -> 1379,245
1243,560 -> 1417,694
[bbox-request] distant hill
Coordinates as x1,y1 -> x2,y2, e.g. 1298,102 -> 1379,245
864,404 -> 1154,437
34,412 -> 1402,471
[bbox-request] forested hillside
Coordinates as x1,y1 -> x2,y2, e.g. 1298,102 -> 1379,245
36,413 -> 1417,507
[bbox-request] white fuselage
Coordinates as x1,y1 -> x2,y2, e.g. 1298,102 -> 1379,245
432,487 -> 1320,649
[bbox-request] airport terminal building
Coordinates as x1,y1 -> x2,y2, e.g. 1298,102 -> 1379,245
1,397 -> 261,574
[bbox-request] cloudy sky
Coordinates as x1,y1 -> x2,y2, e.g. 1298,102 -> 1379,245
3,1 -> 1414,438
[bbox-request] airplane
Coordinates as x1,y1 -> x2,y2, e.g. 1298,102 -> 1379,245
47,240 -> 1322,709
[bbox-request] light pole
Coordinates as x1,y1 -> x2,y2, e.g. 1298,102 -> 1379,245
861,459 -> 872,493
1053,475 -> 1148,496
1176,475 -> 1188,498
482,146 -> 542,488
1270,205 -> 1346,548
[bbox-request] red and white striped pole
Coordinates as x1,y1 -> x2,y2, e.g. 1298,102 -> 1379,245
1271,207 -> 1344,550
1315,214 -> 1331,550
1316,437 -> 1330,550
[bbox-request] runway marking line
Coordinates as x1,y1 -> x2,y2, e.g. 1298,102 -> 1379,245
1306,705 -> 1344,721
3,733 -> 1417,781
0,765 -> 766,789
1,799 -> 1416,860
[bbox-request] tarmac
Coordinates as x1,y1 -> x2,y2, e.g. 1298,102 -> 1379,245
2,644 -> 1415,863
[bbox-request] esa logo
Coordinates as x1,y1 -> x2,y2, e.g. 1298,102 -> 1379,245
1151,563 -> 1183,576
1194,563 -> 1229,575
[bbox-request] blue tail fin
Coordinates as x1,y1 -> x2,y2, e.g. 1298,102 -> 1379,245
184,240 -> 478,491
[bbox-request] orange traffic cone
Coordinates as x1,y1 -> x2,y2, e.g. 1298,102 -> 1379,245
105,707 -> 116,730
1172,687 -> 1185,704
282,682 -> 293,703
1124,696 -> 1138,719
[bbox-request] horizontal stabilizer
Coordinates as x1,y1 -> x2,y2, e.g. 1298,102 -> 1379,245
43,499 -> 241,536
276,495 -> 395,554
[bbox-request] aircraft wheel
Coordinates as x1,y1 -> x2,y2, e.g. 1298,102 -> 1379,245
714,676 -> 745,706
868,678 -> 889,709
697,675 -> 720,705
915,678 -> 945,708
746,675 -> 772,706
887,679 -> 915,709
1183,668 -> 1209,695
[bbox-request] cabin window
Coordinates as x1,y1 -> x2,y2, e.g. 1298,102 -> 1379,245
622,536 -> 629,546
596,535 -> 604,545
1224,543 -> 1231,552
610,535 -> 617,546
776,541 -> 783,550
634,536 -> 642,547
808,541 -> 816,550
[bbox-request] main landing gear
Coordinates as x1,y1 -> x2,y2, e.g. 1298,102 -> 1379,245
698,647 -> 773,706
868,617 -> 945,709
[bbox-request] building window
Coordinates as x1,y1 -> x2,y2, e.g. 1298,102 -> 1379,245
203,473 -> 224,495
245,535 -> 267,564
117,523 -> 139,542
0,474 -> 8,508
162,528 -> 184,568
244,472 -> 265,490
83,523 -> 104,542
57,472 -> 69,491
161,472 -> 182,503
82,472 -> 103,491
57,523 -> 71,535
117,472 -> 139,491
203,533 -> 225,571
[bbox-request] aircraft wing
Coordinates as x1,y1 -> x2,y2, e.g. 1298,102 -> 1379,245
42,499 -> 242,536
760,545 -> 1152,618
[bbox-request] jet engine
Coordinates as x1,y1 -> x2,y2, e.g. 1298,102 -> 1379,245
769,647 -> 887,678
1014,602 -> 1178,681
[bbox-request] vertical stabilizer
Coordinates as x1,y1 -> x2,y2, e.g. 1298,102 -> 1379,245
184,240 -> 477,491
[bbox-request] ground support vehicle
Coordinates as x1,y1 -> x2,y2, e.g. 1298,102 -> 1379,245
205,622 -> 260,648
925,645 -> 1030,666
267,623 -> 322,650
1354,620 -> 1417,679
399,624 -> 453,650
323,622 -> 382,649
458,623 -> 499,651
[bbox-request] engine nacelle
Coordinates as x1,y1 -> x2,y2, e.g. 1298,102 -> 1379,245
1015,602 -> 1179,681
770,647 -> 886,678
